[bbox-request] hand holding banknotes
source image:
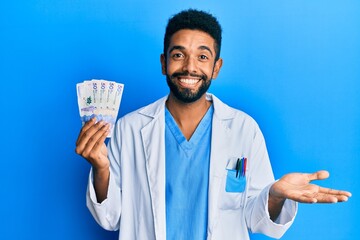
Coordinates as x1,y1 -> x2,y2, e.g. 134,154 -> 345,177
75,118 -> 111,203
75,79 -> 124,203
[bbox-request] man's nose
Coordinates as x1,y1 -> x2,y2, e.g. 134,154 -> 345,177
182,56 -> 197,73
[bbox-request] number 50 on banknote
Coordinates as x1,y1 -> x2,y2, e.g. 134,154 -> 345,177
76,79 -> 124,138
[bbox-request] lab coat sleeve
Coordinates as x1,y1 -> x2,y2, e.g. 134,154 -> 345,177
86,120 -> 122,231
245,123 -> 298,238
248,184 -> 297,238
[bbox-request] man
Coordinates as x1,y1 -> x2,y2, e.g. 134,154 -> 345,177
75,9 -> 351,240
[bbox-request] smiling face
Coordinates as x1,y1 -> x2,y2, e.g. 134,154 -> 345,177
161,29 -> 223,103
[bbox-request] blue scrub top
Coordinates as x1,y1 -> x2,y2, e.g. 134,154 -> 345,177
165,104 -> 214,240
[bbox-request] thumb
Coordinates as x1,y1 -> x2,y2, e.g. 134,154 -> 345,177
307,170 -> 329,181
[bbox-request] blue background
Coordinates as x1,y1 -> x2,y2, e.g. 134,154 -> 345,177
1,0 -> 359,239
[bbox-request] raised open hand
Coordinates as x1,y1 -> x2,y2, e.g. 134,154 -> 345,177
270,170 -> 351,203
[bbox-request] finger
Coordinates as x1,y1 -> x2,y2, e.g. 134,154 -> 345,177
318,187 -> 352,197
335,195 -> 349,202
76,118 -> 96,145
76,120 -> 106,155
315,190 -> 338,203
81,123 -> 110,158
304,189 -> 350,203
318,187 -> 352,202
302,191 -> 338,203
315,195 -> 338,203
91,125 -> 110,154
307,170 -> 329,181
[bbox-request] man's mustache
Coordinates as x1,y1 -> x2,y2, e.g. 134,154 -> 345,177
171,71 -> 207,81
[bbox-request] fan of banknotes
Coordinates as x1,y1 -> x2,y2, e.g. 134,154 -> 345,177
76,79 -> 124,137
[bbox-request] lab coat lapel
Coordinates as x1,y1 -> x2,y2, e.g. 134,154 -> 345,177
140,97 -> 167,240
207,94 -> 235,234
138,94 -> 235,239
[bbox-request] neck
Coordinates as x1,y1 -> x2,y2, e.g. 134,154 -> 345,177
166,93 -> 212,140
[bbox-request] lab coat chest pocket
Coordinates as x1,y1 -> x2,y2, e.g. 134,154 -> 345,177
218,159 -> 247,210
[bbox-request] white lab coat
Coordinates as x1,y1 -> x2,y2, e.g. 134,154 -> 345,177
87,93 -> 297,240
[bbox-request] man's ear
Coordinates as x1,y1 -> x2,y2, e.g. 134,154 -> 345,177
160,54 -> 167,75
212,58 -> 223,79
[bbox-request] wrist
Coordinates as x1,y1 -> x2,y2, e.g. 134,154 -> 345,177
268,184 -> 286,221
92,166 -> 110,203
269,184 -> 286,203
93,166 -> 110,179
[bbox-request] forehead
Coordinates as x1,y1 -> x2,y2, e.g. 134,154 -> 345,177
168,29 -> 216,51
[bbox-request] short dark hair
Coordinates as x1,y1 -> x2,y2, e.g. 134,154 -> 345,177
163,9 -> 222,60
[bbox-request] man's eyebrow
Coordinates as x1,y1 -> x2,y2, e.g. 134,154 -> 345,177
199,45 -> 213,57
168,45 -> 185,53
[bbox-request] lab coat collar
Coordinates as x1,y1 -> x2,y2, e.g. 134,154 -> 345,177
138,93 -> 236,120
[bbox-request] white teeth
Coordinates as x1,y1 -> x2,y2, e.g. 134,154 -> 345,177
180,79 -> 199,85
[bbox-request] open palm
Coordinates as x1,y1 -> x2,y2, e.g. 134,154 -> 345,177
270,170 -> 351,203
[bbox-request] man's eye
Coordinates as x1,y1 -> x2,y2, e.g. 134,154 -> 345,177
199,55 -> 208,60
172,53 -> 183,58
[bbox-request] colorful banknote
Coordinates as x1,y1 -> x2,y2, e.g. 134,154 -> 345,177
76,79 -> 124,137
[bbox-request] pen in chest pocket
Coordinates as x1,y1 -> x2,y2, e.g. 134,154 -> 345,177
236,157 -> 247,178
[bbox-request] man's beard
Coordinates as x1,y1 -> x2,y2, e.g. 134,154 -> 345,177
166,71 -> 212,103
